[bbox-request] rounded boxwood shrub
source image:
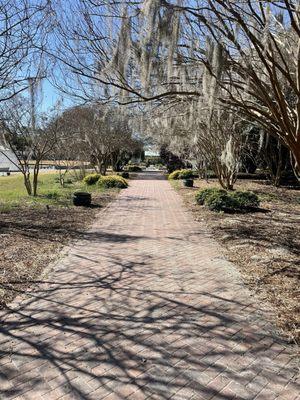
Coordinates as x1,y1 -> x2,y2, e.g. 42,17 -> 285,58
179,169 -> 194,179
231,191 -> 260,209
98,175 -> 128,189
205,191 -> 239,212
168,170 -> 182,180
195,188 -> 226,205
83,173 -> 101,185
198,188 -> 260,212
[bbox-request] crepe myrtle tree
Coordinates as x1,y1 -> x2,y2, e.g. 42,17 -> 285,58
50,128 -> 82,188
55,105 -> 138,175
110,137 -> 144,172
52,0 -> 300,180
145,100 -> 245,189
0,95 -> 61,196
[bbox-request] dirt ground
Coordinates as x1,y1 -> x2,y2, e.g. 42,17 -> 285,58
173,178 -> 300,344
0,191 -> 117,307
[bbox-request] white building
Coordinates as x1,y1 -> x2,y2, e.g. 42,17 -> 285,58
0,146 -> 19,174
145,150 -> 160,157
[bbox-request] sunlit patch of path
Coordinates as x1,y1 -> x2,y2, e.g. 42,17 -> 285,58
0,172 -> 298,400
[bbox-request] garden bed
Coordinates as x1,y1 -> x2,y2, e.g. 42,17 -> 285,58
0,173 -> 119,307
172,178 -> 300,343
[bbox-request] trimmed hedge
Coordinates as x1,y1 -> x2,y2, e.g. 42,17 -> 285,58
98,175 -> 128,189
83,173 -> 101,185
195,188 -> 260,212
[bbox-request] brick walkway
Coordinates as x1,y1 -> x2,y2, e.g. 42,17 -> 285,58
0,172 -> 299,400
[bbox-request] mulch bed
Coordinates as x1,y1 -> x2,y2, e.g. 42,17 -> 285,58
0,192 -> 116,307
174,179 -> 300,344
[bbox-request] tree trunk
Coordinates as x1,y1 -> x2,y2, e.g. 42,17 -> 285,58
59,170 -> 65,187
23,173 -> 32,196
111,152 -> 119,172
290,148 -> 300,181
215,163 -> 235,190
273,147 -> 283,187
100,163 -> 107,175
33,163 -> 40,196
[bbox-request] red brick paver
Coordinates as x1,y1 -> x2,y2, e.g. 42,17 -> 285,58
0,172 -> 299,399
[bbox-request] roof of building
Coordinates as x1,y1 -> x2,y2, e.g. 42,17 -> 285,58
0,147 -> 19,171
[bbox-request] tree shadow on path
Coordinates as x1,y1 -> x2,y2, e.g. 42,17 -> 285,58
0,249 -> 298,400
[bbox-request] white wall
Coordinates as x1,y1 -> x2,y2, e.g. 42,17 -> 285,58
0,147 -> 20,172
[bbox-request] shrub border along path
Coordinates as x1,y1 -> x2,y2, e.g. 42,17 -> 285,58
0,172 -> 298,400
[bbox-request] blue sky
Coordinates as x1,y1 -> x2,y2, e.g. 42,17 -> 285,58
41,80 -> 59,110
41,79 -> 75,112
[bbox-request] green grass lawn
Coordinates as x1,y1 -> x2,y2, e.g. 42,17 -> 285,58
0,172 -> 106,210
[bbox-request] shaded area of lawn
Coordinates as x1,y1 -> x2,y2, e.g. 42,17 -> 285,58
172,178 -> 300,344
0,172 -> 119,307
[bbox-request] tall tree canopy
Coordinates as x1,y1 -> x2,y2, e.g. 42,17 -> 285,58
52,0 -> 300,176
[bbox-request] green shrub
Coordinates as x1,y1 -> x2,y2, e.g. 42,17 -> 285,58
98,175 -> 128,189
83,173 -> 101,185
178,169 -> 194,179
195,188 -> 226,205
205,191 -> 239,212
198,189 -> 260,212
169,169 -> 194,180
231,191 -> 260,209
127,165 -> 142,172
168,170 -> 182,180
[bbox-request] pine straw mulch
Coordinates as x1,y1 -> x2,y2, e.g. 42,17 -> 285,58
0,191 -> 117,307
174,178 -> 300,344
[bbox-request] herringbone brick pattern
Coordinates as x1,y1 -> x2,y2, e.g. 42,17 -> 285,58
0,172 -> 299,399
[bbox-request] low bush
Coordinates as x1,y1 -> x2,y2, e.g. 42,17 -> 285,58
127,165 -> 142,172
169,169 -> 194,180
98,175 -> 128,189
168,170 -> 182,180
195,188 -> 260,212
231,191 -> 260,209
83,173 -> 101,185
195,188 -> 226,205
205,191 -> 239,212
178,169 -> 194,179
